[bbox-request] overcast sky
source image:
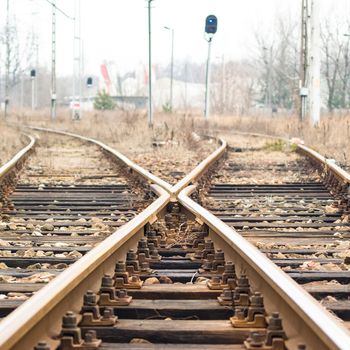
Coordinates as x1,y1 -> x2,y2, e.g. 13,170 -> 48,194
1,0 -> 350,77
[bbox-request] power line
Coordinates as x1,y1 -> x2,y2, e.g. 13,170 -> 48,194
43,0 -> 74,20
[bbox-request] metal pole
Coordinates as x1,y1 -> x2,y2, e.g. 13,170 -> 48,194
31,76 -> 35,110
309,0 -> 320,126
268,46 -> 273,113
4,0 -> 10,118
170,28 -> 174,111
299,0 -> 309,121
221,54 -> 225,114
147,0 -> 153,127
51,0 -> 57,120
204,37 -> 212,119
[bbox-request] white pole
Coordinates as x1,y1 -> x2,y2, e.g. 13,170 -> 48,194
147,0 -> 153,127
31,76 -> 35,110
4,0 -> 10,118
309,0 -> 321,126
51,0 -> 57,120
204,37 -> 212,119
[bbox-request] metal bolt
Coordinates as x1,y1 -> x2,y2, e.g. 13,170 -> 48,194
211,276 -> 220,284
127,249 -> 137,260
215,249 -> 225,259
205,240 -> 214,249
138,238 -> 148,248
101,274 -> 114,287
268,312 -> 283,330
249,332 -> 265,346
250,292 -> 264,307
102,307 -> 113,320
115,261 -> 126,272
130,275 -> 140,283
141,262 -> 150,271
62,311 -> 77,328
234,307 -> 246,320
84,330 -> 97,344
84,290 -> 97,306
117,289 -> 128,298
34,341 -> 50,350
224,262 -> 235,273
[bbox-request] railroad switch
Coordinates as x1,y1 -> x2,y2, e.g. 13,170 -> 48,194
79,291 -> 117,326
58,311 -> 102,349
231,292 -> 267,328
98,275 -> 132,306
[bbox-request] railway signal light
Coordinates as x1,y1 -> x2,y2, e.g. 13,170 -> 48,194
205,15 -> 217,34
204,15 -> 218,119
87,77 -> 93,87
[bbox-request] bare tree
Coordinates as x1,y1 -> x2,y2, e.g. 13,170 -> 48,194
321,20 -> 350,110
0,17 -> 35,105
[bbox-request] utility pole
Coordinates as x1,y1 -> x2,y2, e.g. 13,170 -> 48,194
164,26 -> 174,111
51,0 -> 57,120
147,0 -> 153,127
72,0 -> 81,120
170,28 -> 174,111
4,0 -> 10,118
204,15 -> 218,119
221,54 -> 225,114
309,0 -> 321,126
299,0 -> 309,121
204,37 -> 213,119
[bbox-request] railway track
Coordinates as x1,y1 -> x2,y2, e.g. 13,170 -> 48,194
200,134 -> 350,324
0,130 -> 154,318
0,127 -> 349,350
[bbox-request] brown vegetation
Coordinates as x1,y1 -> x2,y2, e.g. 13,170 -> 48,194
0,123 -> 25,166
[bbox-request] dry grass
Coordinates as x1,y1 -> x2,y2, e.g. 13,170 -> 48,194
7,109 -> 216,184
198,114 -> 350,171
0,123 -> 26,166
5,109 -> 350,173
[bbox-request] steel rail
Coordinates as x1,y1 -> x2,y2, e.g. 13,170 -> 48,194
0,134 -> 35,180
170,137 -> 227,196
0,185 -> 170,350
24,126 -> 173,193
297,143 -> 350,184
178,185 -> 350,350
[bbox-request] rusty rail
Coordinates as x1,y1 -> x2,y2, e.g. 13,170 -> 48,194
0,134 -> 35,208
170,138 -> 226,196
0,185 -> 170,350
297,143 -> 350,208
0,134 -> 35,181
25,126 -> 173,193
178,185 -> 350,350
